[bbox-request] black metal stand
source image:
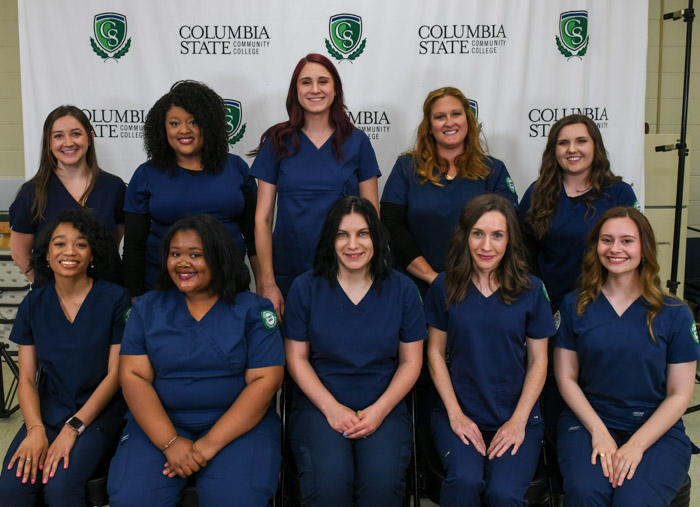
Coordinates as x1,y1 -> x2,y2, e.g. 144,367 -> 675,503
0,341 -> 19,418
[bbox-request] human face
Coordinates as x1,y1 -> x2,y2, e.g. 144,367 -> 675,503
468,211 -> 508,276
49,115 -> 92,169
166,229 -> 214,297
335,213 -> 374,276
297,62 -> 336,116
597,217 -> 642,277
46,223 -> 93,280
430,95 -> 468,153
555,123 -> 594,178
165,106 -> 204,165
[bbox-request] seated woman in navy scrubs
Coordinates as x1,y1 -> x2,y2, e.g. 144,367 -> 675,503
284,196 -> 425,507
122,80 -> 258,298
10,105 -> 126,284
554,207 -> 699,506
381,86 -> 518,296
250,53 -> 380,316
424,194 -> 554,506
108,214 -> 284,506
0,209 -> 130,507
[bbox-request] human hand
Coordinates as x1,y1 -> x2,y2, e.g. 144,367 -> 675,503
487,417 -> 526,459
344,405 -> 388,439
323,403 -> 361,435
42,426 -> 79,484
260,282 -> 284,317
162,438 -> 202,478
8,426 -> 48,485
590,428 -> 618,480
448,412 -> 486,456
611,440 -> 644,487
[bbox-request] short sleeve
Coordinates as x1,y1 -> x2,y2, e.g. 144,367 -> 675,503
356,130 -> 381,181
665,305 -> 700,364
485,157 -> 518,206
615,182 -> 638,209
9,295 -> 35,346
525,279 -> 557,339
553,294 -> 577,350
113,176 -> 127,225
381,157 -> 411,205
110,288 -> 132,345
9,182 -> 37,234
249,138 -> 280,185
124,164 -> 152,214
424,273 -> 448,331
282,275 -> 311,342
120,298 -> 147,355
245,297 -> 285,369
400,277 -> 427,342
236,155 -> 258,200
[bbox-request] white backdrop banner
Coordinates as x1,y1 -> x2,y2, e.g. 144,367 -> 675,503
18,0 -> 648,202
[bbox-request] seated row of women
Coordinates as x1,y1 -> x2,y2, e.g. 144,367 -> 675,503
1,194 -> 697,507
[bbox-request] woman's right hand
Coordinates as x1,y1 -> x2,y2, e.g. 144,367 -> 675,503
324,403 -> 361,435
590,427 -> 618,480
162,437 -> 203,478
259,281 -> 284,317
8,426 -> 48,485
448,412 -> 486,456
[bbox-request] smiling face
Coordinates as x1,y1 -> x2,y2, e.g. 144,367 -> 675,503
597,217 -> 642,277
555,122 -> 594,178
165,106 -> 204,166
468,210 -> 508,276
296,62 -> 336,117
166,229 -> 214,297
49,115 -> 92,170
335,212 -> 374,276
46,222 -> 93,280
430,95 -> 468,154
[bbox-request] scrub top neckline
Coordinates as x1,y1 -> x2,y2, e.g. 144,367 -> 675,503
599,291 -> 643,318
337,280 -> 374,308
52,280 -> 96,326
176,290 -> 223,323
53,171 -> 89,208
470,279 -> 501,300
299,129 -> 335,151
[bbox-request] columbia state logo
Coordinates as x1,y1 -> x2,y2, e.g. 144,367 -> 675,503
692,322 -> 699,345
468,99 -> 484,131
542,283 -> 551,303
123,306 -> 132,325
90,13 -> 132,61
325,14 -> 367,63
633,200 -> 642,212
556,11 -> 589,60
506,176 -> 516,195
261,310 -> 278,330
224,99 -> 246,146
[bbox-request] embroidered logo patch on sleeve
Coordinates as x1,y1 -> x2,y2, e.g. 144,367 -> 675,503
123,306 -> 132,325
261,310 -> 278,330
541,283 -> 551,303
691,322 -> 699,345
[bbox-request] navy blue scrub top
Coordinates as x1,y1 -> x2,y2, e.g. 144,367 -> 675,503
124,154 -> 256,291
250,129 -> 380,294
284,270 -> 426,411
518,181 -> 637,308
555,292 -> 700,432
381,155 -> 518,275
10,280 -> 131,427
424,273 -> 556,430
120,289 -> 284,432
10,171 -> 126,283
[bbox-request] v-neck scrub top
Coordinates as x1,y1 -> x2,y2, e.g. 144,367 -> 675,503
124,154 -> 256,291
518,181 -> 637,308
381,155 -> 518,275
9,280 -> 131,428
120,288 -> 284,432
555,292 -> 700,432
424,273 -> 556,430
284,270 -> 426,411
250,129 -> 380,295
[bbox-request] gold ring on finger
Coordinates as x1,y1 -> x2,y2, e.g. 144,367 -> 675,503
599,453 -> 605,458
624,465 -> 631,469
25,458 -> 31,463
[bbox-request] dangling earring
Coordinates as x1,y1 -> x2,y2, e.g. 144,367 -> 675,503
640,257 -> 646,266
46,261 -> 50,267
90,261 -> 95,269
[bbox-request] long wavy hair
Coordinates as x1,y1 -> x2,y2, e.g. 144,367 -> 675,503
444,194 -> 531,306
525,115 -> 622,239
406,87 -> 489,187
249,53 -> 354,162
576,207 -> 673,343
22,106 -> 101,224
143,80 -> 229,175
313,196 -> 392,289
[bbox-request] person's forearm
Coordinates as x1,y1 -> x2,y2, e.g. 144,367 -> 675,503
428,346 -> 464,419
287,353 -> 342,415
510,351 -> 547,424
556,376 -> 608,436
254,218 -> 275,287
370,350 -> 421,416
406,257 -> 439,285
18,377 -> 43,428
121,372 -> 177,449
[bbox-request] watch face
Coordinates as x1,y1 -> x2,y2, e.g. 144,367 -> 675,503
67,417 -> 84,432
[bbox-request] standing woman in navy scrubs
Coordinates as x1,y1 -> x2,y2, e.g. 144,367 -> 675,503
0,209 -> 130,507
425,194 -> 554,506
554,207 -> 699,506
250,53 -> 380,316
284,196 -> 425,506
10,105 -> 126,284
381,87 -> 518,295
108,214 -> 284,506
122,80 -> 258,298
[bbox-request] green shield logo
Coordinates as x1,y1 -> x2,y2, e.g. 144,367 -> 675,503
330,14 -> 362,54
224,99 -> 246,145
94,13 -> 127,53
468,100 -> 478,120
559,11 -> 588,52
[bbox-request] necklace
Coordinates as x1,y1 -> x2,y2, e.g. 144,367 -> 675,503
445,173 -> 456,181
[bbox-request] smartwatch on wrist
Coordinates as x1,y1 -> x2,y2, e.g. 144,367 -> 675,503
65,416 -> 85,435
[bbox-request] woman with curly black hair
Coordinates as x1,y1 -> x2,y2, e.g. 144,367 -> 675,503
0,209 -> 130,507
122,80 -> 258,297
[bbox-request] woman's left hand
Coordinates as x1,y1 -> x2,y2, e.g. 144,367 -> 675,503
610,440 -> 644,487
344,405 -> 387,440
487,418 -> 526,459
42,426 -> 78,483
